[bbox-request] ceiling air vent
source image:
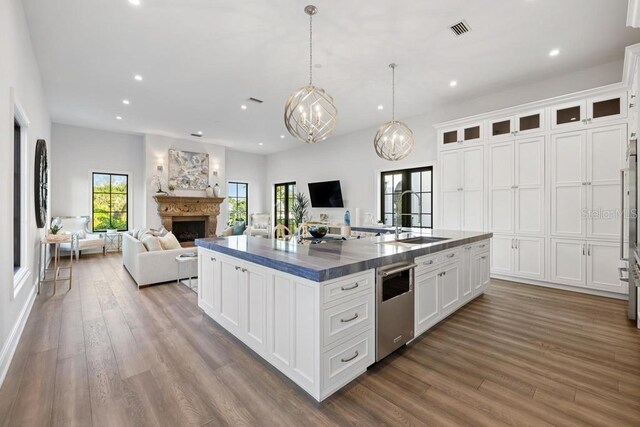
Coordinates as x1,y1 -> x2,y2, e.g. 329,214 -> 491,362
248,97 -> 264,104
190,133 -> 202,138
450,20 -> 471,36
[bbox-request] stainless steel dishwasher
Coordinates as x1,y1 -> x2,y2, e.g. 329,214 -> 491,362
376,261 -> 416,361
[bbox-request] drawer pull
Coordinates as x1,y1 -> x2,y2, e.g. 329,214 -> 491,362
423,260 -> 434,265
446,253 -> 455,258
341,350 -> 359,363
210,257 -> 216,261
235,266 -> 241,271
341,282 -> 360,291
340,313 -> 359,323
478,244 -> 486,248
481,256 -> 487,260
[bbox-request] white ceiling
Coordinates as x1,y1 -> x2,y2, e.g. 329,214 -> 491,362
23,0 -> 640,153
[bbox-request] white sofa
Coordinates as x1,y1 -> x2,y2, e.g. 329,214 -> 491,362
55,216 -> 105,260
122,232 -> 197,288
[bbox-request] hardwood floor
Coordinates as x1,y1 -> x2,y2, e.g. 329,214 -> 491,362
1,253 -> 639,426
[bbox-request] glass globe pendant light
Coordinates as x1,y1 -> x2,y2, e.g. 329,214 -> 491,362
284,5 -> 337,144
374,63 -> 415,161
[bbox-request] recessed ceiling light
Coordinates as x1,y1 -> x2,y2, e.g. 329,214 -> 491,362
197,131 -> 203,135
241,105 -> 247,110
449,80 -> 458,87
259,142 -> 264,146
128,0 -> 141,6
377,105 -> 384,110
116,116 -> 123,120
122,99 -> 130,105
280,135 -> 285,139
549,49 -> 560,57
134,74 -> 143,81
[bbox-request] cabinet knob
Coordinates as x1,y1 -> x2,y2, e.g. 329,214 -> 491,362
235,266 -> 241,271
242,268 -> 247,273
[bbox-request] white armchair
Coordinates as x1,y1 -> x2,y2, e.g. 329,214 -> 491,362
55,216 -> 105,260
245,213 -> 271,238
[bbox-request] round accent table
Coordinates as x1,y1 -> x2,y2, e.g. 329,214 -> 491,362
175,253 -> 198,293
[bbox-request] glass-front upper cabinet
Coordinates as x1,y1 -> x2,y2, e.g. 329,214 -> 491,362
439,122 -> 484,150
552,93 -> 627,129
489,117 -> 513,140
515,109 -> 545,136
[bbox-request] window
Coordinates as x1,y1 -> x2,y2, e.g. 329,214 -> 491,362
13,120 -> 21,271
274,182 -> 296,232
228,182 -> 248,225
381,166 -> 433,228
92,172 -> 129,231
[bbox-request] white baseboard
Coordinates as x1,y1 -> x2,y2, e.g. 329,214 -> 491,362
491,274 -> 628,300
0,282 -> 37,388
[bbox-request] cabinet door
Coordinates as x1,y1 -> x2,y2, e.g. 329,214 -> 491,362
490,235 -> 514,275
473,252 -> 491,295
218,258 -> 242,333
551,131 -> 587,237
550,238 -> 586,287
587,241 -> 627,294
462,246 -> 474,302
440,151 -> 462,230
415,269 -> 440,335
515,137 -> 545,235
462,147 -> 484,231
586,124 -> 625,239
514,237 -> 545,280
462,122 -> 483,143
587,93 -> 627,124
515,109 -> 545,136
552,101 -> 586,129
198,252 -> 217,315
440,128 -> 460,149
489,116 -> 514,140
439,261 -> 462,316
488,142 -> 514,233
243,264 -> 268,352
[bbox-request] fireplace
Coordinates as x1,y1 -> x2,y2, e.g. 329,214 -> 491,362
172,219 -> 206,244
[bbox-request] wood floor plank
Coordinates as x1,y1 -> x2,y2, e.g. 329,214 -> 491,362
2,253 -> 639,426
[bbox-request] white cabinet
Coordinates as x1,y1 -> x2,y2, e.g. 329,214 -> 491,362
415,268 -> 440,335
439,261 -> 462,316
198,252 -> 217,316
218,257 -> 242,334
551,124 -> 625,239
471,251 -> 490,295
491,235 -> 545,280
242,264 -> 268,353
439,122 -> 483,150
488,109 -> 545,141
551,93 -> 627,129
551,238 -> 626,294
439,146 -> 484,231
488,137 -> 544,235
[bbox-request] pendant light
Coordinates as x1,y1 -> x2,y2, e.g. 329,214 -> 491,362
284,5 -> 337,144
374,63 -> 415,161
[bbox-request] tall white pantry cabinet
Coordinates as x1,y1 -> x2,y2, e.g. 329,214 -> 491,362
436,88 -> 630,297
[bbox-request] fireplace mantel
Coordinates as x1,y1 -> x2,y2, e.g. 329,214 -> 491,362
153,195 -> 225,238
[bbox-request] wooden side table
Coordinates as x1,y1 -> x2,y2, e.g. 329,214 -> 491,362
38,235 -> 73,295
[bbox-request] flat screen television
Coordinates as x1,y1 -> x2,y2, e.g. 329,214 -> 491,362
308,180 -> 344,208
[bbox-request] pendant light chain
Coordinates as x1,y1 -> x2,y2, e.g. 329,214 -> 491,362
391,64 -> 395,121
309,12 -> 313,86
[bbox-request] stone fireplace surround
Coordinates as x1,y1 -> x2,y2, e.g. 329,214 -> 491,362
153,195 -> 225,243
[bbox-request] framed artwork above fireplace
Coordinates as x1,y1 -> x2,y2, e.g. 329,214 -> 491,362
168,149 -> 209,190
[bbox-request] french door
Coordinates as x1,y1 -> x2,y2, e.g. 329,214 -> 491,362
274,182 -> 296,232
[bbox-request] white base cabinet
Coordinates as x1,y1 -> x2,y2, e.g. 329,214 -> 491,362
198,247 -> 375,402
490,235 -> 545,280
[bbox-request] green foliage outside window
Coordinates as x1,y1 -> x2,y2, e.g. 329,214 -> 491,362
228,182 -> 248,226
92,173 -> 128,231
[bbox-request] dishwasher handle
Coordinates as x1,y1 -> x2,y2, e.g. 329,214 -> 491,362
379,263 -> 418,277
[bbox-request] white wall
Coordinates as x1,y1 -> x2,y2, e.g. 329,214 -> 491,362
50,123 -> 145,229
226,149 -> 267,220
266,59 -> 625,225
0,0 -> 51,387
143,134 -> 227,233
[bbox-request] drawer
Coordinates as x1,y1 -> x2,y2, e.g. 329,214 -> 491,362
323,272 -> 372,305
472,240 -> 490,254
415,253 -> 440,269
440,248 -> 463,263
322,329 -> 374,391
323,294 -> 373,347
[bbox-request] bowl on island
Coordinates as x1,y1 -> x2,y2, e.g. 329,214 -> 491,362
308,225 -> 328,239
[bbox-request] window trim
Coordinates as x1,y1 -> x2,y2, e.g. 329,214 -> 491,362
273,181 -> 296,231
380,165 -> 434,229
227,181 -> 249,225
12,91 -> 31,298
90,170 -> 132,232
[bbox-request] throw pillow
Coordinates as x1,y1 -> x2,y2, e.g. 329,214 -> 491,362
158,226 -> 169,237
140,234 -> 163,252
159,232 -> 181,250
232,221 -> 246,235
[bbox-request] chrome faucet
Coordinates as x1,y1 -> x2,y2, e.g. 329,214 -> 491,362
395,190 -> 421,240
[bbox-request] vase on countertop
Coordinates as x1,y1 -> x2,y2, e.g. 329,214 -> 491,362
205,185 -> 214,197
213,183 -> 221,197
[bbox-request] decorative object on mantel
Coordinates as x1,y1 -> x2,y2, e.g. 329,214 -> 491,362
213,183 -> 221,197
205,184 -> 214,197
284,5 -> 337,144
151,175 -> 167,195
168,149 -> 209,190
153,195 -> 225,238
374,63 -> 415,161
34,139 -> 48,229
167,182 -> 176,196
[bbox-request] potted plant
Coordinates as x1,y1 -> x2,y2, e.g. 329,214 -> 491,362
291,192 -> 310,228
49,222 -> 63,235
168,182 -> 176,195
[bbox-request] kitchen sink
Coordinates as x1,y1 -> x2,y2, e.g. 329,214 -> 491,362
379,236 -> 450,247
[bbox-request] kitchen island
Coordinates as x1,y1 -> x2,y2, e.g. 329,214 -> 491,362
195,230 -> 492,401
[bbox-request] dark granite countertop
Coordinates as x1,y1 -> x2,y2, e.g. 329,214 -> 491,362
195,230 -> 492,282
